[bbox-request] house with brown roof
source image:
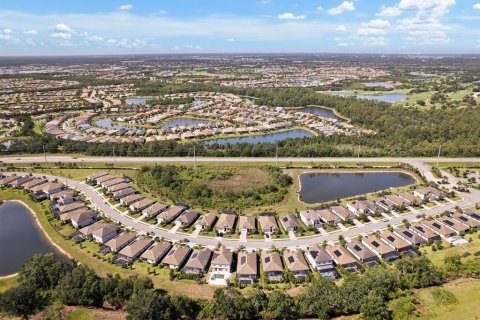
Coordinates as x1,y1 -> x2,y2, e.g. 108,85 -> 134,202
142,202 -> 168,218
397,192 -> 421,205
210,248 -> 234,274
158,205 -> 186,224
195,213 -> 217,231
86,171 -> 108,182
279,214 -> 300,232
346,240 -> 380,267
379,230 -> 413,254
21,179 -> 47,191
120,194 -> 144,206
261,251 -> 283,282
216,212 -> 237,234
141,242 -> 172,264
362,236 -> 399,262
107,182 -> 130,194
413,187 -> 446,201
8,176 -> 33,188
347,200 -> 381,216
238,216 -> 256,233
51,190 -> 76,205
129,198 -> 156,213
112,187 -> 137,200
318,209 -> 342,225
79,221 -> 108,238
184,247 -> 213,274
384,194 -> 411,207
326,244 -> 361,272
451,213 -> 480,230
375,197 -> 397,212
161,244 -> 192,269
0,175 -> 20,186
31,182 -> 63,195
409,222 -> 441,241
421,220 -> 457,239
58,201 -> 87,215
116,236 -> 153,263
465,211 -> 480,222
329,205 -> 355,221
104,232 -> 137,253
258,213 -> 278,235
176,210 -> 199,227
299,210 -> 323,228
283,250 -> 310,278
437,216 -> 469,234
71,210 -> 96,229
101,177 -> 125,189
94,174 -> 116,185
237,251 -> 258,284
305,245 -> 338,280
92,224 -> 118,244
393,227 -> 427,246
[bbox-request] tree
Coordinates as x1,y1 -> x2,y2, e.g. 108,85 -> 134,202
18,253 -> 71,290
389,296 -> 417,320
296,277 -> 341,319
359,293 -> 391,320
0,284 -> 41,319
170,294 -> 199,319
395,256 -> 444,288
126,289 -> 178,320
55,265 -> 103,307
262,290 -> 296,320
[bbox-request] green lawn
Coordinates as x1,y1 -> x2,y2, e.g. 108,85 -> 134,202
415,278 -> 480,319
422,233 -> 480,266
0,276 -> 18,293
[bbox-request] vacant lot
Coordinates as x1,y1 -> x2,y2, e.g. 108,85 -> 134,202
204,166 -> 270,193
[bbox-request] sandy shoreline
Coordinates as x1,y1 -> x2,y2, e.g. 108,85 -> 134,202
0,199 -> 73,279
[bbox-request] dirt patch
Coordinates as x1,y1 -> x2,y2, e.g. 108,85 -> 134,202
204,167 -> 270,193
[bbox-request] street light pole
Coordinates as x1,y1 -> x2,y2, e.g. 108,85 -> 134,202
436,144 -> 442,167
43,145 -> 48,168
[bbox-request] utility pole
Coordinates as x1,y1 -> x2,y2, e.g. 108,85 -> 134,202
43,145 -> 48,168
436,144 -> 442,167
112,145 -> 116,169
193,145 -> 196,170
275,143 -> 278,167
357,145 -> 361,158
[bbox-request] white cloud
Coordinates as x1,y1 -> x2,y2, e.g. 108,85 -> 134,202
24,29 -> 38,35
88,35 -> 103,42
317,6 -> 323,11
377,5 -> 402,17
357,28 -> 386,36
119,4 -> 133,11
336,25 -> 347,32
26,38 -> 35,46
328,1 -> 355,15
50,32 -> 72,40
362,19 -> 390,28
54,23 -> 74,33
227,38 -> 235,42
277,12 -> 306,20
3,28 -> 12,35
474,3 -> 480,10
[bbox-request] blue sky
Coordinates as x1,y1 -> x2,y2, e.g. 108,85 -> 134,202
0,0 -> 480,55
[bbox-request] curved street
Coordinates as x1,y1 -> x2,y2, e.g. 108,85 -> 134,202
5,158 -> 480,250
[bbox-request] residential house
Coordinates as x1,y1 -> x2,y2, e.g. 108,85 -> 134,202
158,205 -> 186,224
210,248 -> 234,274
283,250 -> 310,278
184,248 -> 213,274
51,190 -> 76,205
437,216 -> 469,234
216,212 -> 237,234
60,208 -> 91,223
465,210 -> 480,222
86,171 -> 108,183
409,222 -> 441,242
305,245 -> 338,280
413,187 -> 446,201
107,182 -> 130,194
451,213 -> 480,230
279,214 -> 300,232
101,177 -> 125,189
299,210 -> 323,228
71,211 -> 96,229
346,240 -> 380,267
79,221 -> 109,239
261,251 -> 284,282
120,194 -> 144,207
140,242 -> 172,264
326,244 -> 361,272
329,205 -> 355,221
397,192 -> 421,206
161,244 -> 192,269
258,213 -> 278,235
421,220 -> 457,239
384,194 -> 411,207
104,232 -> 137,253
195,213 -> 217,231
21,179 -> 47,191
112,187 -> 136,200
8,176 -> 33,188
176,210 -> 200,227
142,202 -> 168,219
117,236 -> 153,262
0,175 -> 20,186
93,174 -> 116,186
379,230 -> 413,254
318,209 -> 342,225
129,198 -> 155,212
238,216 -> 256,234
237,251 -> 258,284
347,200 -> 381,216
362,236 -> 399,262
375,196 -> 396,212
393,227 -> 427,246
92,224 -> 118,244
31,182 -> 63,195
58,201 -> 87,215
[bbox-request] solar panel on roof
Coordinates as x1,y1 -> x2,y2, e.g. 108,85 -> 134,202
372,241 -> 380,247
241,256 -> 246,264
387,236 -> 395,242
334,250 -> 341,257
288,256 -> 295,263
353,245 -> 362,252
265,257 -> 270,263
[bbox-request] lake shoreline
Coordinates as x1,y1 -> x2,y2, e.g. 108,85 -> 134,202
0,199 -> 73,279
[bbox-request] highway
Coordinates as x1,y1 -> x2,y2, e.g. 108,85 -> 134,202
4,163 -> 480,250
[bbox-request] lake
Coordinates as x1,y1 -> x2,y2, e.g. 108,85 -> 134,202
299,171 -> 416,204
337,93 -> 406,103
0,201 -> 65,276
95,117 -> 139,131
299,106 -> 339,120
125,97 -> 152,105
364,82 -> 394,89
205,129 -> 314,145
160,117 -> 217,129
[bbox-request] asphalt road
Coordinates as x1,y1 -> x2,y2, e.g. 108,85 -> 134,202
5,165 -> 480,250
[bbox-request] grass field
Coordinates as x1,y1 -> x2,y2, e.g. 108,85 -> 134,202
0,276 -> 18,294
422,233 -> 480,266
204,167 -> 270,193
415,278 -> 480,319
